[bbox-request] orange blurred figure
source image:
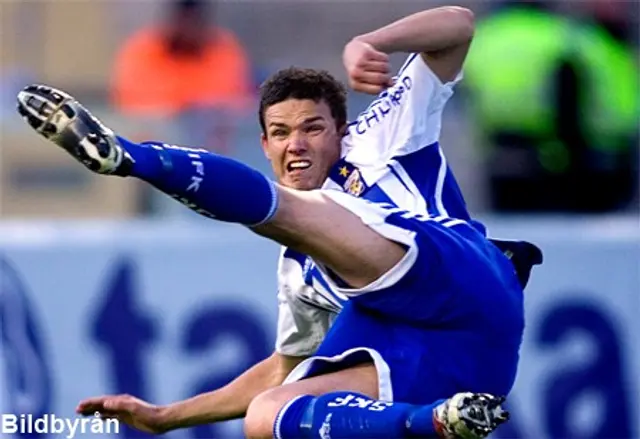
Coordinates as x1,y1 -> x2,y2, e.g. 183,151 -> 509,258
111,0 -> 252,118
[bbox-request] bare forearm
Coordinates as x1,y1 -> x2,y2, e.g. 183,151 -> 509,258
354,6 -> 474,55
158,353 -> 302,431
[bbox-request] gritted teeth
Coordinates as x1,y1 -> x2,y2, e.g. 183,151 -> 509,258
287,160 -> 311,171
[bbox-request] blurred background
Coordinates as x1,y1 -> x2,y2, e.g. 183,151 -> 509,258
0,0 -> 638,438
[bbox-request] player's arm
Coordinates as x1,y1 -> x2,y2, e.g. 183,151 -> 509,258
346,6 -> 474,87
160,352 -> 305,429
77,352 -> 305,433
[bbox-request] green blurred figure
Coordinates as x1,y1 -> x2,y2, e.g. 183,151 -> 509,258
464,1 -> 639,213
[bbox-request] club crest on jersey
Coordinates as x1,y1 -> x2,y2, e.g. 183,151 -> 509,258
329,159 -> 369,197
344,169 -> 365,197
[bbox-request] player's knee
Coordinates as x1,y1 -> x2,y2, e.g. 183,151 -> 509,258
244,389 -> 287,439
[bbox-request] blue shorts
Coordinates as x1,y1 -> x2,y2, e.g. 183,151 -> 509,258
283,192 -> 525,404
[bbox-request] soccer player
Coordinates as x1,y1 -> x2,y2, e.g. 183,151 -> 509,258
18,6 -> 541,439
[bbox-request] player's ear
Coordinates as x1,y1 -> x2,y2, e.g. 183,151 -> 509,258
337,123 -> 347,137
260,132 -> 271,160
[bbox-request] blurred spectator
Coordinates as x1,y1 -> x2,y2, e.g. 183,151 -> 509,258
110,0 -> 253,154
463,1 -> 639,213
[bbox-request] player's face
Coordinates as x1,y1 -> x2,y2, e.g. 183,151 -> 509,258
261,99 -> 343,190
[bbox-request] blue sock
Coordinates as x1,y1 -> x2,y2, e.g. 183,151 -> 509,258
117,137 -> 278,226
274,392 -> 445,439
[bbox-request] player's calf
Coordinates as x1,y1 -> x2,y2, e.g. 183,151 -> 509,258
268,391 -> 508,439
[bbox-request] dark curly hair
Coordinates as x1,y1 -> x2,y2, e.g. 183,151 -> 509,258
258,67 -> 347,135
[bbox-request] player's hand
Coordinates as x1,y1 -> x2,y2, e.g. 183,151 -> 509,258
343,39 -> 394,95
76,394 -> 169,435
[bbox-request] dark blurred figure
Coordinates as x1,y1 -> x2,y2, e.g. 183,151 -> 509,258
464,0 -> 639,213
110,0 -> 253,154
581,0 -> 636,43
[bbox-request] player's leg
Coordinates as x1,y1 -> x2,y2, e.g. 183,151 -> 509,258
253,186 -> 408,289
16,85 -> 406,289
248,302 -> 508,439
244,362 -> 378,438
243,363 -> 507,439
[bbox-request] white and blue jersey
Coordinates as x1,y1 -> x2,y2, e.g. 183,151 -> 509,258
326,53 -> 473,226
276,54 -> 524,403
277,54 -> 471,355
